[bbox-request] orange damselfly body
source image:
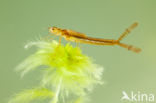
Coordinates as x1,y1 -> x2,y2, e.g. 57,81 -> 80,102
49,22 -> 141,53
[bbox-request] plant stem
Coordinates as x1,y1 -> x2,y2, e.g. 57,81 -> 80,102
52,78 -> 62,103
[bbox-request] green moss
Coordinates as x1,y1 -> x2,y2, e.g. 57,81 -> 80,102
10,40 -> 103,103
9,87 -> 53,103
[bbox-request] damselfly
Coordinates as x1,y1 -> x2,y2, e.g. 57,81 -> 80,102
49,22 -> 141,53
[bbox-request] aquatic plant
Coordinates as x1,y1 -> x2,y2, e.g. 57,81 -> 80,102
9,40 -> 103,103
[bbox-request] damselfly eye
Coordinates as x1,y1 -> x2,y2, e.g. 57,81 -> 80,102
52,27 -> 57,30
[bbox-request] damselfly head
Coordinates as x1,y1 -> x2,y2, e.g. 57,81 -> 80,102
49,27 -> 62,36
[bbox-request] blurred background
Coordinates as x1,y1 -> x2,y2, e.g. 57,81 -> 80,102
0,0 -> 156,103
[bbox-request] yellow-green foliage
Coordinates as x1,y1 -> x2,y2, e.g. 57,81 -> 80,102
9,88 -> 53,103
11,40 -> 103,103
